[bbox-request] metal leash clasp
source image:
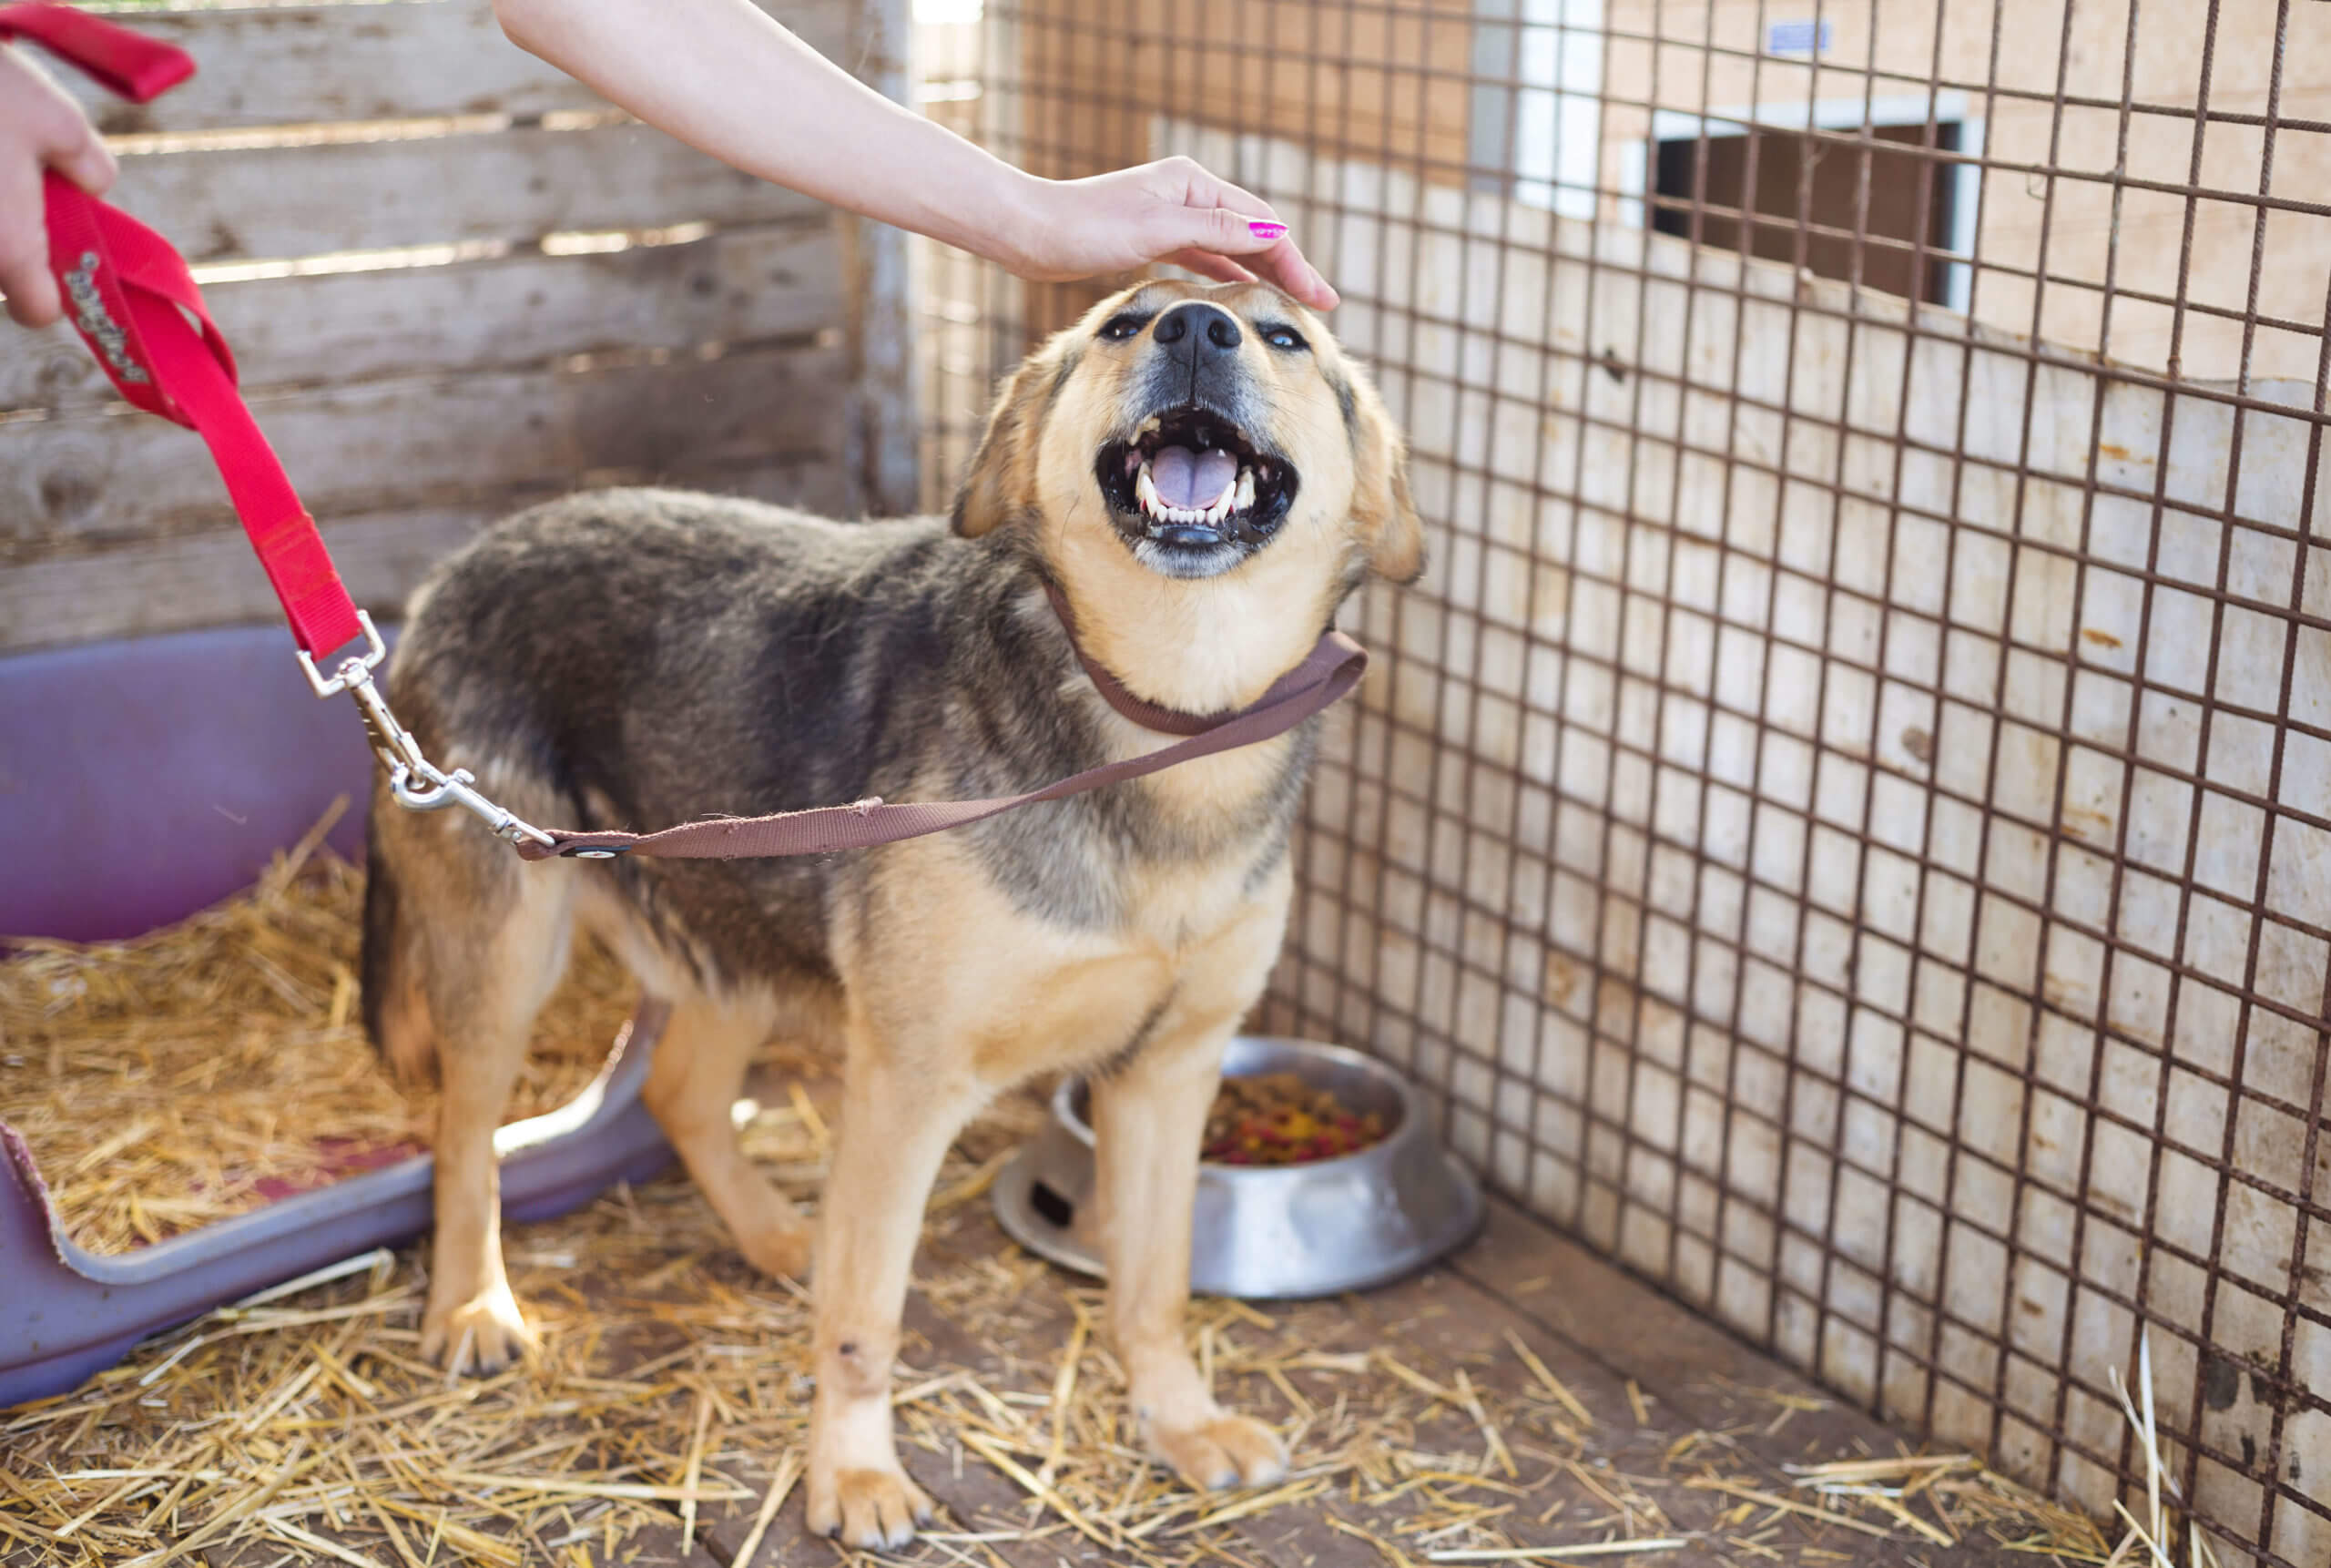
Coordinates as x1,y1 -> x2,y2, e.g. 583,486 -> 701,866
293,612 -> 557,850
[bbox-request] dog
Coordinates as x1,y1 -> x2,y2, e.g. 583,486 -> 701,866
361,277 -> 1422,1548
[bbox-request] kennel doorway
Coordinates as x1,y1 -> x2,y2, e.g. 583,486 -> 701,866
915,1 -> 2331,1563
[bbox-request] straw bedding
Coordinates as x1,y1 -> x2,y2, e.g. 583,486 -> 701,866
0,1144 -> 2128,1568
0,820 -> 2162,1567
0,804 -> 636,1255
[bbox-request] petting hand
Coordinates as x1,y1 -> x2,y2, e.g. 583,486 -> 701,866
0,43 -> 117,328
1006,156 -> 1339,311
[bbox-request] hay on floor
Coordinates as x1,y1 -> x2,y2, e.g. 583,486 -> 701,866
0,802 -> 637,1254
0,828 -> 2122,1566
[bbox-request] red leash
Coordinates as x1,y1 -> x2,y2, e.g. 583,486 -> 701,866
3,4 -> 359,659
8,5 -> 1366,863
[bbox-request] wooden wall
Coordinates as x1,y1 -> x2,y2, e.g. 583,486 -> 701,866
0,0 -> 911,655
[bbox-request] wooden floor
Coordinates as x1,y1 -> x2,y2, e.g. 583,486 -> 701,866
4,1070 -> 2091,1568
667,1199 -> 2061,1568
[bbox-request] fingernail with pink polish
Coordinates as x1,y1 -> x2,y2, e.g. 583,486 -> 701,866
1249,220 -> 1288,241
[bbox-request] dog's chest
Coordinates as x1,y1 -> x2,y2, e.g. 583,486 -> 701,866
1116,847 -> 1280,956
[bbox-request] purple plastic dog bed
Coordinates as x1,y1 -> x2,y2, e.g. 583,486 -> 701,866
0,624 -> 674,1409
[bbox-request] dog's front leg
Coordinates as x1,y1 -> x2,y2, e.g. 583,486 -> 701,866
1090,1023 -> 1289,1492
806,1031 -> 982,1548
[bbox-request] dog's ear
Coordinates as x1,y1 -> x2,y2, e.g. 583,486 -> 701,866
952,341 -> 1061,539
1348,368 -> 1425,584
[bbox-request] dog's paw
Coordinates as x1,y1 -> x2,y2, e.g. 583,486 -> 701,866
737,1217 -> 814,1282
1148,1410 -> 1288,1492
806,1464 -> 934,1550
419,1279 -> 534,1375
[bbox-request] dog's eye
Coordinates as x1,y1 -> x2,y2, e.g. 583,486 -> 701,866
1098,313 -> 1149,341
1261,324 -> 1308,352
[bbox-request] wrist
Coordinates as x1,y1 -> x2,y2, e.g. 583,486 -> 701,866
948,162 -> 1055,277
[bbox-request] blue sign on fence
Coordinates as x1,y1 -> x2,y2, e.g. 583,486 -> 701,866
1767,19 -> 1833,56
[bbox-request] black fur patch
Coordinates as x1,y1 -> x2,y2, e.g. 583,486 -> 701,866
1046,344 -> 1084,406
1328,368 -> 1359,446
1090,989 -> 1176,1080
359,832 -> 401,1054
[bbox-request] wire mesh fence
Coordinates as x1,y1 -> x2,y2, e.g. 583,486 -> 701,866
911,3 -> 2330,1563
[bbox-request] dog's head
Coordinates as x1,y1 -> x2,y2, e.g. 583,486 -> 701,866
952,280 -> 1423,593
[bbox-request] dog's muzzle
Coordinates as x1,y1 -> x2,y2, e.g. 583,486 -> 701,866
1095,404 -> 1299,576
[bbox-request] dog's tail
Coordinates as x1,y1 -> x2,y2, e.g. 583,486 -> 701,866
360,827 -> 438,1084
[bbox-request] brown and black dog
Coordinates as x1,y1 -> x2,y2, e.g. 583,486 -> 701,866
361,278 -> 1422,1548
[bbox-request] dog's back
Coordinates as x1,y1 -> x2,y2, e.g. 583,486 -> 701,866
390,490 -> 961,826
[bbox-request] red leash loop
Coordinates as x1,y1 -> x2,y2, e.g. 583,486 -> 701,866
3,2 -> 362,659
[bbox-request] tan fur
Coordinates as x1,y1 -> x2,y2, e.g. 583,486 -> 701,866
375,280 -> 1420,1548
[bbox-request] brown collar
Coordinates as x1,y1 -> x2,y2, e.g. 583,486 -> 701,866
1043,579 -> 1339,738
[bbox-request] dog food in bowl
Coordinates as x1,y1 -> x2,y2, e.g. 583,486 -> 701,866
1201,1071 -> 1388,1166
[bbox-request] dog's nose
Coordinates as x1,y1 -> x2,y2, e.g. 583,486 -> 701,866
1154,302 -> 1242,358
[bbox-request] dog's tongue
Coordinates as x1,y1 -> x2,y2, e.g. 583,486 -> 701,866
1149,445 -> 1237,510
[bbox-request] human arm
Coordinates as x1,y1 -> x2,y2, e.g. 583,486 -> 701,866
489,0 -> 1336,307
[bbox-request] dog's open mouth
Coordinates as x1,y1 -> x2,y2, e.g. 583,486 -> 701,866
1096,410 -> 1298,575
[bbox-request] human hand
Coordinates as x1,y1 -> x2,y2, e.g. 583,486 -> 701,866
0,43 -> 117,328
1000,156 -> 1338,311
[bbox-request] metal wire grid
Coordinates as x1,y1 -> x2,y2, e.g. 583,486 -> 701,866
910,3 -> 2329,1562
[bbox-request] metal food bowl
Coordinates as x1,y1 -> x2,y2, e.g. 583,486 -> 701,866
992,1036 -> 1482,1298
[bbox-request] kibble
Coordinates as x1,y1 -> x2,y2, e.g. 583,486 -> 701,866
1200,1071 -> 1387,1165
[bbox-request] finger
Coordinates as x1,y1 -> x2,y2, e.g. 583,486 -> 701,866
1151,162 -> 1339,309
11,51 -> 117,197
1155,211 -> 1339,310
46,125 -> 117,198
1245,238 -> 1340,311
1159,156 -> 1282,227
0,161 -> 60,327
1164,248 -> 1257,285
1154,202 -> 1292,261
1,245 -> 62,328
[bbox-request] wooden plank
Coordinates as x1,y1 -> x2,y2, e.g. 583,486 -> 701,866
0,341 -> 847,555
0,461 -> 852,653
0,454 -> 850,653
0,222 -> 841,413
0,504 -> 478,654
106,121 -> 820,264
1450,1201 -> 1923,1460
62,0 -> 850,136
841,0 -> 921,517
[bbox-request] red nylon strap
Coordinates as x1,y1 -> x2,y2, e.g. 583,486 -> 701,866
0,2 -> 189,101
515,626 -> 1367,861
3,4 -> 363,657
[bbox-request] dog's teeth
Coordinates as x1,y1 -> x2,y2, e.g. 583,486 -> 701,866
1135,465 -> 1160,515
1235,467 -> 1257,512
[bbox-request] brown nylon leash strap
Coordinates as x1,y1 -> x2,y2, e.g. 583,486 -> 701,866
515,616 -> 1368,862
